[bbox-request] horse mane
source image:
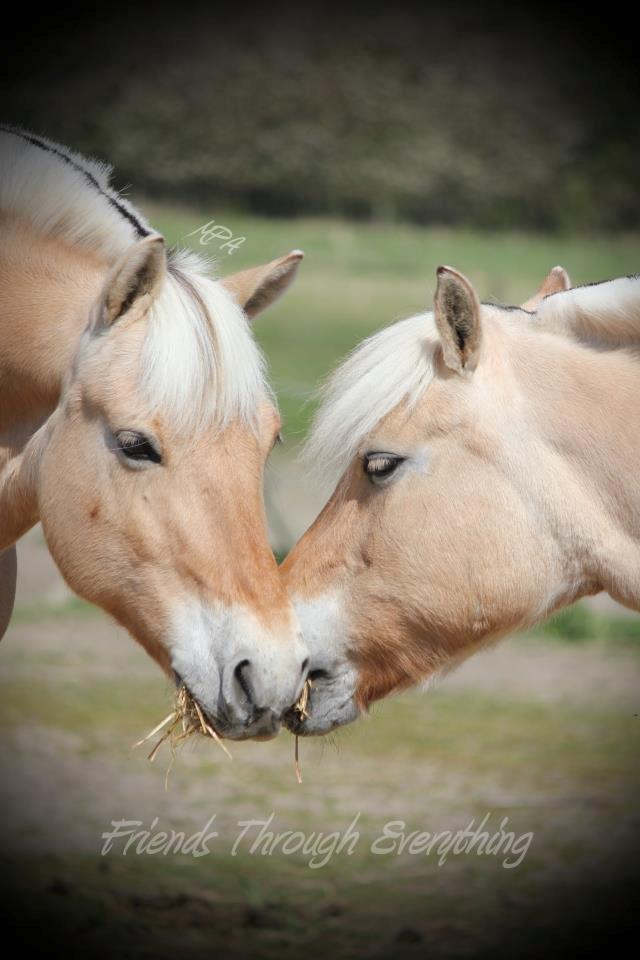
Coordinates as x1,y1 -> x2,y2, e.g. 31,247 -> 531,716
0,125 -> 151,261
0,126 -> 270,431
304,312 -> 439,483
140,248 -> 270,431
535,275 -> 640,347
306,274 -> 640,484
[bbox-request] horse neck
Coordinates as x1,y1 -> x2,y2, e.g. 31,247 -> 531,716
0,215 -> 108,465
516,329 -> 640,607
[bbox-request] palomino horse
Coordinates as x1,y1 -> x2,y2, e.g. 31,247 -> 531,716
0,127 -> 309,740
282,265 -> 640,735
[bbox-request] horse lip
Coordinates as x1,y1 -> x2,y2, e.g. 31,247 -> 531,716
282,706 -> 308,736
171,670 -> 278,739
172,673 -> 233,736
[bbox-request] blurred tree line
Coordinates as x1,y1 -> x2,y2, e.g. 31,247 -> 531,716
3,3 -> 638,232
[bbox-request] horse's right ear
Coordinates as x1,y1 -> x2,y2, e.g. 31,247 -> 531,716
101,235 -> 166,327
434,266 -> 482,373
521,265 -> 571,311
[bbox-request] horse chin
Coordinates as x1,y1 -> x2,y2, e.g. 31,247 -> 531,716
241,729 -> 280,743
200,708 -> 282,743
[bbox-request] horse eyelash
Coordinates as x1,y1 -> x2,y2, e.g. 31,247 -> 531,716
364,454 -> 404,475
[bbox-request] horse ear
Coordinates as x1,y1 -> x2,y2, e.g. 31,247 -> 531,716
434,266 -> 482,373
521,265 -> 571,311
221,250 -> 304,320
102,235 -> 166,327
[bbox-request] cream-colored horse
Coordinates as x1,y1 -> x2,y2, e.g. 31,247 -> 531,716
0,127 -> 309,740
282,265 -> 640,735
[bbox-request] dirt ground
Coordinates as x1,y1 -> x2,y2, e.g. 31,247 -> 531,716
1,516 -> 639,959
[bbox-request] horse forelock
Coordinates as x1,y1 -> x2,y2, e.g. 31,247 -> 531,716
304,312 -> 439,484
137,249 -> 271,433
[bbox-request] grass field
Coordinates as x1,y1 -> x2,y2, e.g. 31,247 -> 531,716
2,603 -> 639,959
0,600 -> 640,960
2,212 -> 640,958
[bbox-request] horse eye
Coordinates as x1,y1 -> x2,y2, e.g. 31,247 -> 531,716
115,430 -> 162,464
364,453 -> 405,483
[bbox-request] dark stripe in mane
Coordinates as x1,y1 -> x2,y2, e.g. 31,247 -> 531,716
484,275 -> 640,315
481,301 -> 530,313
565,274 -> 640,290
0,124 -> 150,240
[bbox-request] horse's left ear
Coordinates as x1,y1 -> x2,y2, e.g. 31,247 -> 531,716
222,250 -> 304,320
102,235 -> 166,327
521,265 -> 571,311
434,266 -> 482,373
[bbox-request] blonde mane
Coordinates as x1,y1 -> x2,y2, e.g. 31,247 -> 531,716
141,249 -> 270,431
0,126 -> 269,431
0,125 -> 150,260
535,275 -> 640,346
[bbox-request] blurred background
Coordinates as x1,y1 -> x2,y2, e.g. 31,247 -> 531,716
1,3 -> 639,957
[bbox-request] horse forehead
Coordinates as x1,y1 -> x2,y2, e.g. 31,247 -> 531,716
74,317 -> 275,442
380,379 -> 465,437
80,317 -> 145,383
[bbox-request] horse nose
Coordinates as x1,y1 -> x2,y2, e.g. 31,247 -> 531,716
233,659 -> 256,706
230,652 -> 309,717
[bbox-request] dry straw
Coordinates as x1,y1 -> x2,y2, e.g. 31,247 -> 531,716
134,678 -> 313,787
293,678 -> 312,783
133,684 -> 232,789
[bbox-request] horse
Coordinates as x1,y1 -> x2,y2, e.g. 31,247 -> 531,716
0,126 -> 309,740
281,264 -> 640,736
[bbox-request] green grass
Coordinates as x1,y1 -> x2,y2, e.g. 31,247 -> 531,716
141,202 -> 640,441
11,595 -> 96,624
531,605 -> 640,643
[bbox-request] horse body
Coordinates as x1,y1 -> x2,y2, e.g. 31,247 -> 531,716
0,213 -> 105,640
282,269 -> 640,735
0,215 -> 106,453
0,127 -> 309,740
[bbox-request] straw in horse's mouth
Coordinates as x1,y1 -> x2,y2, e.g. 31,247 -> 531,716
134,678 -> 314,787
133,684 -> 232,788
292,678 -> 312,783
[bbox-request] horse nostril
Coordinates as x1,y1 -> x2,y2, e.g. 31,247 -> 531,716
301,658 -> 309,676
308,668 -> 329,682
233,659 -> 255,705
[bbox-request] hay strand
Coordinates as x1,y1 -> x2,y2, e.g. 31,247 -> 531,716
132,711 -> 178,748
133,685 -> 232,786
292,678 -> 312,784
136,680 -> 313,786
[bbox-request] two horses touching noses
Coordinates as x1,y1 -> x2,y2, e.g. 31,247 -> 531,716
2,128 -> 639,748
